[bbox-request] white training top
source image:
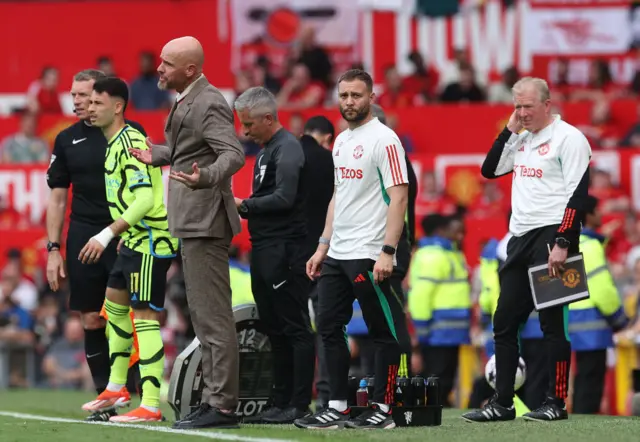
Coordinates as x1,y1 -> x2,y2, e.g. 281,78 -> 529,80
329,117 -> 409,262
492,115 -> 592,237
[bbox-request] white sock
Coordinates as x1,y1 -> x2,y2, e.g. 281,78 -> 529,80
328,400 -> 348,412
141,404 -> 158,413
106,382 -> 124,392
375,403 -> 390,413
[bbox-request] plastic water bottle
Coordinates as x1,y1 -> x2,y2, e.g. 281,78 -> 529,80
395,376 -> 410,406
426,376 -> 440,406
411,376 -> 426,406
366,376 -> 375,405
356,378 -> 369,406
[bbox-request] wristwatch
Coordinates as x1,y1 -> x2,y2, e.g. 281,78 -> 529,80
382,245 -> 396,255
555,237 -> 570,249
47,241 -> 61,252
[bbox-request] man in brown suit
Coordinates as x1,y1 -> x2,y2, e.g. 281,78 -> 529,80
129,36 -> 245,429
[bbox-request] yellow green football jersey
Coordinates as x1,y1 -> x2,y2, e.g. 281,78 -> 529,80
105,124 -> 178,257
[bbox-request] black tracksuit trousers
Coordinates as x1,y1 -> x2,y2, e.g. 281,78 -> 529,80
250,240 -> 316,410
317,257 -> 404,405
494,225 -> 577,407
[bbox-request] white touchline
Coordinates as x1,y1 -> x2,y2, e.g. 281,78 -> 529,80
0,411 -> 297,442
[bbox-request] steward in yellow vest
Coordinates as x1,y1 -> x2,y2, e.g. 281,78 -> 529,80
569,195 -> 629,413
408,214 -> 471,406
229,259 -> 254,307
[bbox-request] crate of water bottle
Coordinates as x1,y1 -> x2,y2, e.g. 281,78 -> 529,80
350,375 -> 442,427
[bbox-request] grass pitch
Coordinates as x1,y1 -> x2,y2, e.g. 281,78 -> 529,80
0,390 -> 639,441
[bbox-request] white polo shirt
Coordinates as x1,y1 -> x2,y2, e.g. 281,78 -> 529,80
329,117 -> 409,261
492,115 -> 592,237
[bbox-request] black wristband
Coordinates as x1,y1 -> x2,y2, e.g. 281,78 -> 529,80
382,245 -> 396,255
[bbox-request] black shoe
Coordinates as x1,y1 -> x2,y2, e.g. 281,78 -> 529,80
294,407 -> 350,430
174,404 -> 208,426
172,403 -> 240,429
85,409 -> 117,422
242,406 -> 283,424
344,404 -> 395,429
263,407 -> 312,424
461,398 -> 516,423
522,398 -> 568,422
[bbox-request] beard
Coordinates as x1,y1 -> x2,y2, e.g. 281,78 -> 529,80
340,103 -> 370,123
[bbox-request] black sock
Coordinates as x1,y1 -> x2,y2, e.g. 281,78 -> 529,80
126,361 -> 143,399
84,328 -> 110,394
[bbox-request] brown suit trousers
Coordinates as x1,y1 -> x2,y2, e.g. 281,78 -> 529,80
181,232 -> 239,410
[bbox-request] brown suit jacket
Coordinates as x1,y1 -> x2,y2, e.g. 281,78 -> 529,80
151,76 -> 245,239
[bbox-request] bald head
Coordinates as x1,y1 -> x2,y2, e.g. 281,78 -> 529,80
165,36 -> 204,69
157,36 -> 205,93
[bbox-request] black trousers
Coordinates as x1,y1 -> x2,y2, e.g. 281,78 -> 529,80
520,338 -> 548,410
468,339 -> 546,410
354,272 -> 413,379
309,281 -> 330,408
250,241 -> 316,409
317,257 -> 403,404
572,349 -> 607,414
494,225 -> 577,406
420,346 -> 459,407
390,270 -> 413,375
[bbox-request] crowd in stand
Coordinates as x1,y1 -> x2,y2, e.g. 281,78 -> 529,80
1,30 -> 640,395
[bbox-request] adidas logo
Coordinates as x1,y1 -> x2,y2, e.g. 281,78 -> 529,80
314,411 -> 342,424
353,274 -> 366,283
366,412 -> 387,425
481,406 -> 502,420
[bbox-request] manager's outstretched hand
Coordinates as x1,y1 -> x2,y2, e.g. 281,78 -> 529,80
128,137 -> 155,165
169,162 -> 201,189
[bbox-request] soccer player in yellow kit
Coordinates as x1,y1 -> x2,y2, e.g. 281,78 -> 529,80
79,77 -> 179,422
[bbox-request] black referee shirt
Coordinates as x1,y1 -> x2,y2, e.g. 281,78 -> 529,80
241,128 -> 307,245
46,119 -> 146,227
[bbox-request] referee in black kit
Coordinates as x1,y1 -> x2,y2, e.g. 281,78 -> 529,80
46,69 -> 146,421
462,77 -> 591,423
233,86 -> 315,424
